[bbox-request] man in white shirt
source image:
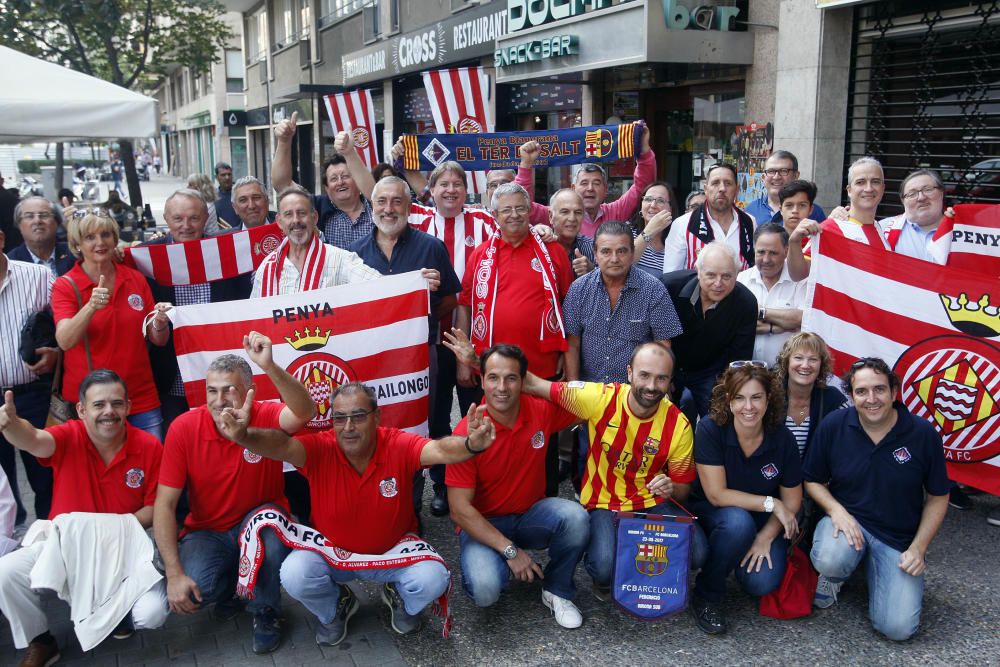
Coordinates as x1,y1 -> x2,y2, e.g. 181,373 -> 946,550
886,169 -> 946,264
736,223 -> 806,366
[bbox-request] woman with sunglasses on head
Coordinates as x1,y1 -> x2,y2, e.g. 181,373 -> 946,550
52,211 -> 172,440
630,181 -> 678,276
776,333 -> 847,462
687,361 -> 802,635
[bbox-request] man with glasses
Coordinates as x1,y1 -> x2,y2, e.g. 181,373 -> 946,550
662,241 -> 757,425
271,112 -> 375,249
217,381 -> 496,645
804,357 -> 949,641
8,197 -> 74,276
745,151 -> 825,226
153,335 -> 315,654
885,169 -> 947,264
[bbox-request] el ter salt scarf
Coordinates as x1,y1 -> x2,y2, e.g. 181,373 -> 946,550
237,507 -> 453,636
258,232 -> 328,297
470,228 -> 567,352
684,204 -> 755,270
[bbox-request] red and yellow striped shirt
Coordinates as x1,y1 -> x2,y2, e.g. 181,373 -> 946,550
550,381 -> 694,511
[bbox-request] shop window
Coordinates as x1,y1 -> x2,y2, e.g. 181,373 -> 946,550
225,50 -> 245,93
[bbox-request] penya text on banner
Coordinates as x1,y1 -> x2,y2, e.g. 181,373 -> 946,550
394,121 -> 645,173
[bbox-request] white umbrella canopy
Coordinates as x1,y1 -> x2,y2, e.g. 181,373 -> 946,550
0,45 -> 157,142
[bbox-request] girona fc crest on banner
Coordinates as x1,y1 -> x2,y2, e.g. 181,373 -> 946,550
635,542 -> 669,577
254,233 -> 282,259
352,127 -> 371,148
895,336 -> 1000,463
286,353 -> 357,430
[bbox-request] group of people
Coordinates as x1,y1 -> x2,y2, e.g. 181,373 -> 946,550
0,113 -> 981,666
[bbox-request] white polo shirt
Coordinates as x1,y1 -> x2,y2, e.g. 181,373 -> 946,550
737,263 -> 807,365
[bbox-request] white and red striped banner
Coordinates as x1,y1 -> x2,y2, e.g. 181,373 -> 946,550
123,224 -> 284,286
930,203 -> 1000,274
422,67 -> 493,194
323,89 -> 380,168
166,272 -> 431,435
803,232 -> 1000,494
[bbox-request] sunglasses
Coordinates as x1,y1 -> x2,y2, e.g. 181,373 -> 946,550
729,360 -> 768,369
71,207 -> 111,220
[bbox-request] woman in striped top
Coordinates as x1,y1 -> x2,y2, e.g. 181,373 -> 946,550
629,181 -> 678,276
775,333 -> 848,461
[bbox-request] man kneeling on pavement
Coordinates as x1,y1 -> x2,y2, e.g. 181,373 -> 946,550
0,370 -> 167,667
153,332 -> 315,655
217,378 -> 496,646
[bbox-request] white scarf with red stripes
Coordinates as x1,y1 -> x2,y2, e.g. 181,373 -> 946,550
258,232 -> 328,297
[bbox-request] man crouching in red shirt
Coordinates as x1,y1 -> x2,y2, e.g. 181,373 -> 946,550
0,370 -> 164,667
153,331 -> 315,655
217,381 -> 496,646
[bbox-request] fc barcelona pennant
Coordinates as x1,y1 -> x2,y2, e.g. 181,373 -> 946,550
612,513 -> 694,621
394,122 -> 644,173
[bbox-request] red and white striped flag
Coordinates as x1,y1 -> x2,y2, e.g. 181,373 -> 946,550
803,232 -> 1000,494
166,272 -> 431,435
123,224 -> 284,286
422,67 -> 493,194
323,89 -> 380,168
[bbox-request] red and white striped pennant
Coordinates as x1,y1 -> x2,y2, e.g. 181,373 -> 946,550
422,67 -> 493,194
323,89 -> 380,168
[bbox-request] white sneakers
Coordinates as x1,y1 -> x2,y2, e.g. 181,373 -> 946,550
541,590 -> 583,629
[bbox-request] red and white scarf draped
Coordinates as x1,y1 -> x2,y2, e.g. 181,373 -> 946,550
258,233 -> 328,297
470,229 -> 567,353
238,508 -> 453,637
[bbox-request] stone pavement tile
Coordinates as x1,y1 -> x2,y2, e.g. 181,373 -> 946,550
166,632 -> 217,659
141,624 -> 191,649
189,616 -> 238,636
301,655 -> 356,667
116,642 -> 168,665
141,655 -> 198,667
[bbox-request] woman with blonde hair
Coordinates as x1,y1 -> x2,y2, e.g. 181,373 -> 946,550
52,211 -> 172,439
186,173 -> 223,233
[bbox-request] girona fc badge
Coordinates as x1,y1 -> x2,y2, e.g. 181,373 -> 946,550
543,303 -> 560,334
286,353 -> 357,429
333,547 -> 352,560
352,126 -> 371,148
254,233 -> 282,258
457,117 -> 483,134
894,335 -> 1000,463
379,477 -> 399,498
124,467 -> 145,489
239,555 -> 252,577
243,448 -> 263,464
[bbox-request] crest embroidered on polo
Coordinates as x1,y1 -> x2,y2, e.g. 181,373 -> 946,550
465,235 -> 475,247
127,294 -> 144,311
243,449 -> 263,464
379,477 -> 399,498
760,463 -> 779,480
531,430 -> 545,449
530,257 -> 543,272
893,447 -> 912,464
124,467 -> 145,489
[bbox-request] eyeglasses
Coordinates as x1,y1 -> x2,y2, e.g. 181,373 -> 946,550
641,196 -> 669,206
729,360 -> 768,369
21,211 -> 54,221
763,168 -> 794,178
496,205 -> 529,217
331,408 -> 375,425
901,185 -> 942,201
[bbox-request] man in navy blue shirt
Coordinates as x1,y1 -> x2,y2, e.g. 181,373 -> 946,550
804,357 -> 949,641
350,175 -> 461,520
744,151 -> 825,226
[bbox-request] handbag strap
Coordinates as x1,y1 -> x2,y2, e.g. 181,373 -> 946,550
61,275 -> 94,372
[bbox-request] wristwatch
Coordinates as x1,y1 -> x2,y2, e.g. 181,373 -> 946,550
763,495 -> 775,513
641,231 -> 653,243
502,544 -> 518,560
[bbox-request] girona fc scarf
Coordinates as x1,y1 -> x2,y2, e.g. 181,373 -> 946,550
470,229 -> 566,353
258,232 -> 327,297
237,508 -> 453,637
122,223 -> 284,286
683,204 -> 755,270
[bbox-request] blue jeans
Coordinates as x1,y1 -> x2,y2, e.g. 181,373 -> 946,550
128,406 -> 164,442
586,501 -> 707,588
690,500 -> 788,604
281,549 -> 449,619
674,367 -> 721,427
0,384 -> 53,523
810,516 -> 924,641
459,497 -> 589,604
178,503 -> 289,614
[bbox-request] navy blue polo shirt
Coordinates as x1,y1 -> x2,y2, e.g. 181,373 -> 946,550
349,225 -> 461,344
803,403 -> 951,552
691,418 -> 802,503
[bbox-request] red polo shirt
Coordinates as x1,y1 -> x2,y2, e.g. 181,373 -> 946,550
459,237 -> 573,378
51,263 -> 160,412
159,402 -> 287,534
40,420 -> 162,518
447,394 -> 577,517
298,426 -> 427,554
